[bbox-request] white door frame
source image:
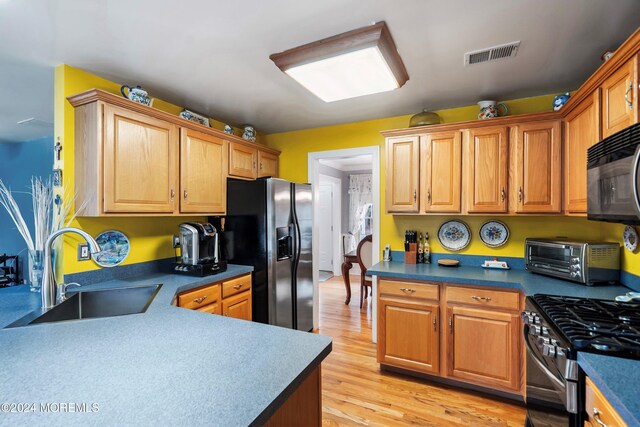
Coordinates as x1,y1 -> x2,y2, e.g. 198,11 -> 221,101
308,146 -> 380,342
318,174 -> 342,276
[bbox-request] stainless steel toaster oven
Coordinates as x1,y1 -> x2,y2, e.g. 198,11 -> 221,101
524,238 -> 620,285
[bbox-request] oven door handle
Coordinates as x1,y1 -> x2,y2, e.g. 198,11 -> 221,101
524,328 -> 565,389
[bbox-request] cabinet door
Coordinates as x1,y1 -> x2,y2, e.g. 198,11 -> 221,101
513,120 -> 562,213
386,136 -> 420,213
584,377 -> 628,427
464,127 -> 509,213
103,104 -> 178,213
421,131 -> 462,213
446,306 -> 520,391
258,150 -> 279,178
180,128 -> 227,214
564,91 -> 600,213
197,303 -> 221,315
222,291 -> 252,321
601,57 -> 637,138
229,142 -> 258,179
377,298 -> 439,374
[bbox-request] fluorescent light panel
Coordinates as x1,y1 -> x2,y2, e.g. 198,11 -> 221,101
285,46 -> 399,102
270,22 -> 408,103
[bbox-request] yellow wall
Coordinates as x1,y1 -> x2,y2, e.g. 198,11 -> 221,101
55,65 -> 216,274
265,95 -> 640,278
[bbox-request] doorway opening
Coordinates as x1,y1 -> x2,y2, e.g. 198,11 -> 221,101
308,147 -> 380,340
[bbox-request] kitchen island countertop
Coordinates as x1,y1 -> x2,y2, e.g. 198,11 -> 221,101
0,265 -> 331,426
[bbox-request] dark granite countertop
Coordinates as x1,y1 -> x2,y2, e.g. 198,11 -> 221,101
0,265 -> 332,426
367,261 -> 631,299
578,353 -> 640,427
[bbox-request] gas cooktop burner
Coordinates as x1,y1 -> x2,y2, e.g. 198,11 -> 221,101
533,294 -> 640,359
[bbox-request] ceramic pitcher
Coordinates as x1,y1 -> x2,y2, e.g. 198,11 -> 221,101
477,100 -> 508,119
121,85 -> 152,106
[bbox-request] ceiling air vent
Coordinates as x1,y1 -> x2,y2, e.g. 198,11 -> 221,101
464,41 -> 520,66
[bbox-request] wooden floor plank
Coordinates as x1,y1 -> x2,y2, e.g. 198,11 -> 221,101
316,276 -> 526,426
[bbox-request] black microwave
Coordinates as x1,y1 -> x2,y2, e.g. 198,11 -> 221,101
587,122 -> 640,224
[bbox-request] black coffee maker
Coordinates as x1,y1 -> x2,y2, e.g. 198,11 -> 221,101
173,222 -> 227,276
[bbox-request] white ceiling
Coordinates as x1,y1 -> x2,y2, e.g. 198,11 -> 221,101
320,155 -> 373,172
0,0 -> 639,142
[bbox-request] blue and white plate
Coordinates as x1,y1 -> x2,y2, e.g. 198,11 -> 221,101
479,221 -> 509,248
437,220 -> 471,252
93,230 -> 130,267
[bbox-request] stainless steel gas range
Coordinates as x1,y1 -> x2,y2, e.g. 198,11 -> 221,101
523,294 -> 640,427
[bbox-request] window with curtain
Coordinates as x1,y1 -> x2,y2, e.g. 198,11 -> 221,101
346,173 -> 372,253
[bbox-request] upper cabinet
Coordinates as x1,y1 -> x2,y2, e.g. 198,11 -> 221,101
229,142 -> 257,179
464,126 -> 509,213
386,136 -> 420,213
511,120 -> 562,213
102,104 -> 179,214
420,131 -> 462,213
228,142 -> 280,180
180,128 -> 227,214
601,56 -> 638,138
68,89 -> 279,216
564,92 -> 600,214
258,150 -> 279,178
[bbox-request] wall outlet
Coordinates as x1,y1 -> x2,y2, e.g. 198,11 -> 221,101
78,243 -> 90,261
172,234 -> 180,248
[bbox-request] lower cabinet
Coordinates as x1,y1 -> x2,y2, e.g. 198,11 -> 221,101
445,306 -> 521,391
584,376 -> 627,427
377,279 -> 523,395
264,366 -> 322,426
176,273 -> 252,321
378,298 -> 440,374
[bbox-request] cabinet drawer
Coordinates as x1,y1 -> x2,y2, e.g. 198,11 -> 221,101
222,274 -> 252,298
379,280 -> 439,301
446,286 -> 519,311
585,377 -> 627,427
197,302 -> 221,315
178,284 -> 221,309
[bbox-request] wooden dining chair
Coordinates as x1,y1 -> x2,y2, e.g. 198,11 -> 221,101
356,234 -> 373,308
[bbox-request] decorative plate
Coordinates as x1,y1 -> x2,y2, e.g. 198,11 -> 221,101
479,221 -> 510,248
179,109 -> 210,127
437,221 -> 471,252
623,225 -> 638,252
93,230 -> 130,267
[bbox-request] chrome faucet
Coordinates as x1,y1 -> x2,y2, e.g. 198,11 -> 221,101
41,227 -> 101,309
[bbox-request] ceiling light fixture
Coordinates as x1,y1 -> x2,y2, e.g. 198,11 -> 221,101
270,21 -> 409,102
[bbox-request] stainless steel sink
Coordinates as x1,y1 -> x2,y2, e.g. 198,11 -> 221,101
4,284 -> 162,328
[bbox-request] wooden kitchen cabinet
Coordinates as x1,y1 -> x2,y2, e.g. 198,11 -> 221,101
464,126 -> 509,213
70,89 -> 280,216
584,377 -> 628,427
258,150 -> 279,177
511,120 -> 562,213
445,305 -> 521,392
386,136 -> 420,213
180,128 -> 227,214
601,56 -> 638,138
420,131 -> 462,213
176,282 -> 221,314
103,103 -> 179,214
377,280 -> 439,374
176,273 -> 253,320
564,91 -> 601,214
221,273 -> 252,321
222,290 -> 252,321
229,141 -> 258,179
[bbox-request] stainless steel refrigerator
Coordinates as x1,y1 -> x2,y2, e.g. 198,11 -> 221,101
217,178 -> 313,331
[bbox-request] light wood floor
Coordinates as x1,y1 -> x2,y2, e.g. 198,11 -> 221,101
316,276 -> 527,426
